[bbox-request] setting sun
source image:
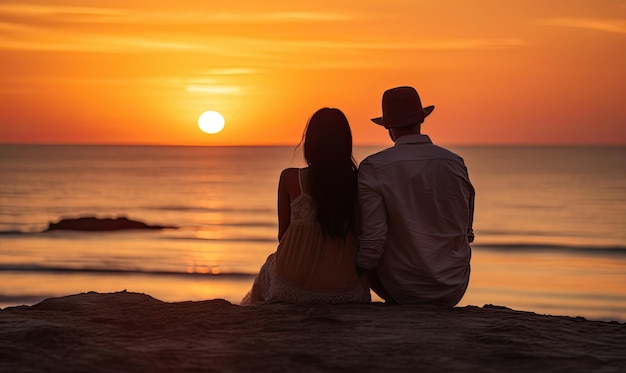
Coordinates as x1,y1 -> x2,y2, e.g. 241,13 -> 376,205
198,111 -> 225,135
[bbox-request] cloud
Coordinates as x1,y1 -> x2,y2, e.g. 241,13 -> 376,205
201,12 -> 353,23
0,3 -> 125,23
0,4 -> 359,54
186,85 -> 241,94
360,38 -> 527,51
0,18 -> 527,55
0,3 -> 123,16
204,68 -> 261,75
0,4 -> 353,25
538,18 -> 626,34
208,37 -> 527,53
0,34 -> 212,53
0,3 -> 525,58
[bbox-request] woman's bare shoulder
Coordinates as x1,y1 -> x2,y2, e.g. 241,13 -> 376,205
279,168 -> 300,190
279,167 -> 300,181
280,167 -> 299,176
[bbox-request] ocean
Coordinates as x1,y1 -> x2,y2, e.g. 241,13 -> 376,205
0,144 -> 624,321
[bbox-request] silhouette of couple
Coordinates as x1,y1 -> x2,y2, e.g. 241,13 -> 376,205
241,86 -> 475,307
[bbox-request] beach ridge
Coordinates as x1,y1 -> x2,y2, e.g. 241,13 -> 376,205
1,291 -> 625,372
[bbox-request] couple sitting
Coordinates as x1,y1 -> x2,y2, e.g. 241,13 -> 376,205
241,86 -> 475,307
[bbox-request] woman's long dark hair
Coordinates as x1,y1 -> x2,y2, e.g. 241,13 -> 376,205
302,108 -> 357,237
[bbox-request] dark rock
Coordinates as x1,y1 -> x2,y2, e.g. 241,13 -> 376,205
44,216 -> 175,232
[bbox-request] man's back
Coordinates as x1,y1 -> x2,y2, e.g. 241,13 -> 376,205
357,133 -> 475,306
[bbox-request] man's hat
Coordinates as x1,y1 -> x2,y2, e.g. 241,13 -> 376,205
371,86 -> 435,128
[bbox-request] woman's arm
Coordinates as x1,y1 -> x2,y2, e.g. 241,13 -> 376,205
277,168 -> 294,241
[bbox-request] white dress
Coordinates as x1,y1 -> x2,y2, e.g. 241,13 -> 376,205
241,170 -> 370,305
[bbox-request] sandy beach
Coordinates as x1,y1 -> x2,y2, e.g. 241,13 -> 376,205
1,291 -> 624,372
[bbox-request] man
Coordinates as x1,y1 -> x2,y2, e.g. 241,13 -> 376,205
357,86 -> 475,306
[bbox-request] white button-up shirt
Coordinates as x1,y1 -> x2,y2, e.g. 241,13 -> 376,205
357,134 -> 475,306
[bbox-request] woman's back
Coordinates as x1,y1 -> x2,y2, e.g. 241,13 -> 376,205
274,169 -> 360,290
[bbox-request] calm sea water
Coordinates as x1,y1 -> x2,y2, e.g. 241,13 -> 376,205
0,144 -> 624,321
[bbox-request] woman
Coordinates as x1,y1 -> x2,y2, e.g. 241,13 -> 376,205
241,108 -> 370,305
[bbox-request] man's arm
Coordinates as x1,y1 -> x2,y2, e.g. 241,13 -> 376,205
357,160 -> 387,270
467,191 -> 475,243
463,164 -> 476,244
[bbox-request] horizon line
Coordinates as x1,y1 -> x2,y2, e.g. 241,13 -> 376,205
1,142 -> 625,148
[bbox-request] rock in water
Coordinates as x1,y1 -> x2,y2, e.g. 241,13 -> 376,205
45,216 -> 174,231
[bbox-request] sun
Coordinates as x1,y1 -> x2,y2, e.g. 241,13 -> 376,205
198,111 -> 225,134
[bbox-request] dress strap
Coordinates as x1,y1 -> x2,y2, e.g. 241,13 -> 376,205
297,168 -> 304,193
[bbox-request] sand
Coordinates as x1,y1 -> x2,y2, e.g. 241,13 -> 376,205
1,291 -> 624,372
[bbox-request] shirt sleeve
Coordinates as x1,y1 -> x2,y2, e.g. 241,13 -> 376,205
467,191 -> 475,243
357,159 -> 387,270
461,161 -> 476,244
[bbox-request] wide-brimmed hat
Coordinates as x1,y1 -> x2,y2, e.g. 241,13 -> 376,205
371,86 -> 434,128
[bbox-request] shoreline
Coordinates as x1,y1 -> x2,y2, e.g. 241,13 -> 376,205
4,242 -> 625,323
1,291 -> 625,372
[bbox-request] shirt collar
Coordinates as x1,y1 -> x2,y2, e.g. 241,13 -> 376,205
394,134 -> 432,146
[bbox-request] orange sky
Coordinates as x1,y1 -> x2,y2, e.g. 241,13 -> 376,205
0,0 -> 625,146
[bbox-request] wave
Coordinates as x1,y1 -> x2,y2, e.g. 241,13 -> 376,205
183,222 -> 277,228
143,205 -> 274,214
474,243 -> 626,256
0,294 -> 53,307
0,230 -> 278,245
0,264 -> 257,278
476,229 -> 614,239
0,230 -> 27,235
1,229 -> 624,254
162,235 -> 277,243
